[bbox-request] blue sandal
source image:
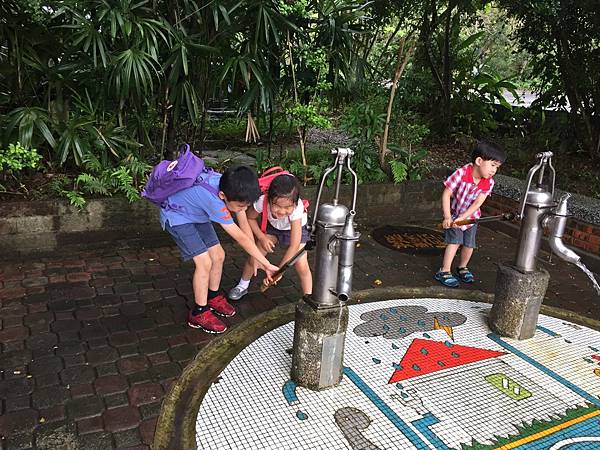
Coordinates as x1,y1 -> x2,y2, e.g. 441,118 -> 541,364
457,267 -> 474,283
434,271 -> 459,288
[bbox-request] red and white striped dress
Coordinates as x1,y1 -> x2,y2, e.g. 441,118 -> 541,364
444,163 -> 494,231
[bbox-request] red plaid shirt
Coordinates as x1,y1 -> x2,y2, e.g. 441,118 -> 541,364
444,163 -> 494,230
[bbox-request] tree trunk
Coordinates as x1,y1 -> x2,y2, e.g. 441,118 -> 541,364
441,2 -> 455,129
555,29 -> 599,159
298,126 -> 308,184
380,37 -> 415,169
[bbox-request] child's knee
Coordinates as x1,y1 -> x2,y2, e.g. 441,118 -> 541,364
193,253 -> 212,273
295,257 -> 311,275
211,245 -> 225,264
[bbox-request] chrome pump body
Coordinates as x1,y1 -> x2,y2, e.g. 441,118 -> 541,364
515,152 -> 581,272
308,148 -> 360,308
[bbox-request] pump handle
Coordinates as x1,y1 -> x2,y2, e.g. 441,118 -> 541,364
519,152 -> 556,218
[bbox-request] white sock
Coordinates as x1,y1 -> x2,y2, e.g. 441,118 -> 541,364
237,279 -> 251,289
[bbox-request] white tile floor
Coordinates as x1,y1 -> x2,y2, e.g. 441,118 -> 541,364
196,299 -> 600,449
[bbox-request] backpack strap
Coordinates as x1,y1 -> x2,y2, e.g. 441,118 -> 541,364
178,143 -> 191,155
261,166 -> 285,177
196,170 -> 219,197
261,195 -> 269,233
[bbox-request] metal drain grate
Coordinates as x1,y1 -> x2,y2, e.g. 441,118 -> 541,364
371,225 -> 446,254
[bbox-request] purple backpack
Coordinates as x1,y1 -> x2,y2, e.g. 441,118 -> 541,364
142,144 -> 218,208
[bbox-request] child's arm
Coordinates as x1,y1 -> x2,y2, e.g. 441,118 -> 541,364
235,209 -> 253,238
454,193 -> 487,224
441,187 -> 454,229
279,218 -> 302,266
220,222 -> 278,276
247,207 -> 276,253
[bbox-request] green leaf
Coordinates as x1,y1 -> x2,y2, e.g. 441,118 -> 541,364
457,31 -> 485,52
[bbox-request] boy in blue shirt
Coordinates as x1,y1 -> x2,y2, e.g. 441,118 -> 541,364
161,166 -> 278,333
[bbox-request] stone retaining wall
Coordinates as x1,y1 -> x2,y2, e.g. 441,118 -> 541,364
3,171 -> 599,258
0,180 -> 443,258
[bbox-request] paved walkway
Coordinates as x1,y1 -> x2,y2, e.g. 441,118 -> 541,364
0,224 -> 598,449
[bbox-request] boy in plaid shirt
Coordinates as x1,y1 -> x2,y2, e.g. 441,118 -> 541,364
434,141 -> 506,287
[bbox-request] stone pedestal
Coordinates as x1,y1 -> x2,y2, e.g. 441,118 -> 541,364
489,263 -> 550,340
291,300 -> 349,391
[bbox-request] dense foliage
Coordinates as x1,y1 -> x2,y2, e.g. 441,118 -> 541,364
1,0 -> 598,203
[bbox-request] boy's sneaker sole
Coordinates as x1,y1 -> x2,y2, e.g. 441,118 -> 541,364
187,320 -> 227,334
207,295 -> 236,317
187,310 -> 227,333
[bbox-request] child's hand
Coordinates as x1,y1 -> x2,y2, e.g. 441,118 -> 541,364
442,217 -> 454,229
452,216 -> 465,228
263,273 -> 283,288
259,236 -> 276,253
262,263 -> 279,281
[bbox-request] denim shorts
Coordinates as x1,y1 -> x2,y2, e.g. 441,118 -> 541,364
444,224 -> 478,248
165,222 -> 220,261
266,223 -> 310,247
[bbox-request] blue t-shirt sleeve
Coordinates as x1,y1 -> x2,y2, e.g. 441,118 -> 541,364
193,190 -> 234,224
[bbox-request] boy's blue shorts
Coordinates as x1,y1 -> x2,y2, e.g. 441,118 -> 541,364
444,224 -> 477,248
165,222 -> 220,261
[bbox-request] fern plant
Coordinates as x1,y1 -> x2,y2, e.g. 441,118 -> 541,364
388,144 -> 429,184
54,153 -> 151,209
389,160 -> 408,184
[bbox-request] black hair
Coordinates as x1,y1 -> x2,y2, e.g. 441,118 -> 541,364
219,165 -> 261,203
471,140 -> 506,164
268,174 -> 301,204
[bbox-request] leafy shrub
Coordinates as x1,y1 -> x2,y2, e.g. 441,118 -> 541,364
340,101 -> 388,184
0,142 -> 42,172
51,154 -> 151,209
389,146 -> 428,183
0,142 -> 43,192
256,146 -> 332,185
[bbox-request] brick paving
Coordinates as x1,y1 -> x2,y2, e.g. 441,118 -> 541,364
0,225 -> 598,449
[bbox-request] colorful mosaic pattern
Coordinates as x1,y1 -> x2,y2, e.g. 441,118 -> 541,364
196,299 -> 600,449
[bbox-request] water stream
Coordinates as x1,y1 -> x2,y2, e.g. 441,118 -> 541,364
575,261 -> 600,296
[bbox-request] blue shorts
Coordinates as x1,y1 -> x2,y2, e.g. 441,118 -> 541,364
266,223 -> 310,247
444,224 -> 477,248
165,222 -> 220,261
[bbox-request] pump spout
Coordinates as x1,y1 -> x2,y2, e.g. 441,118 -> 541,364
336,211 -> 360,302
547,194 -> 581,265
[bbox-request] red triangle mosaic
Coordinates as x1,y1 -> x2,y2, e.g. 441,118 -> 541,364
388,338 -> 506,383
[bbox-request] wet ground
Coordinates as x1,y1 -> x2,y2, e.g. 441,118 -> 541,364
0,224 -> 598,449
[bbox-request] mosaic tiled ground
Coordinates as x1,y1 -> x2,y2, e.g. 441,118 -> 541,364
196,298 -> 600,450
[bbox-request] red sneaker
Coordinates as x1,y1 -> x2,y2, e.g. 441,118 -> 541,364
187,310 -> 227,334
207,294 -> 236,317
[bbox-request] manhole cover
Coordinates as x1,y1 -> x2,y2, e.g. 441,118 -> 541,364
371,225 -> 446,254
